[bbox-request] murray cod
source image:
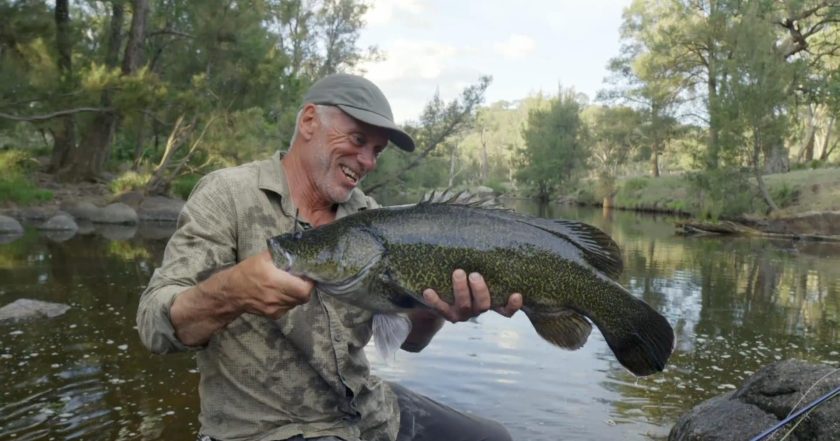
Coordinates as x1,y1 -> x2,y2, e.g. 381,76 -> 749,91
267,199 -> 675,376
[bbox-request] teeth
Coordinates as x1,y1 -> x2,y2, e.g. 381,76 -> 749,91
341,165 -> 359,183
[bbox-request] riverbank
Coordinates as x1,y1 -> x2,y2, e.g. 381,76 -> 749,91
572,167 -> 840,238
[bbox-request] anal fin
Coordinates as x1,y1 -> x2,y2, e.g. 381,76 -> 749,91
523,308 -> 593,350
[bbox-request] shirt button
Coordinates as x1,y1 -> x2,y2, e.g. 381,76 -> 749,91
333,333 -> 342,343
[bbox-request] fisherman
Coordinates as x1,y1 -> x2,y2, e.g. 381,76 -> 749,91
137,73 -> 523,441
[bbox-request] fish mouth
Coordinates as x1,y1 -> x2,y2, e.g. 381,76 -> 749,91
268,240 -> 295,272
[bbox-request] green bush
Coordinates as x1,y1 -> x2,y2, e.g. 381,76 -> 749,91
172,174 -> 202,200
769,182 -> 799,209
109,171 -> 151,194
687,169 -> 756,220
0,149 -> 53,205
0,175 -> 53,205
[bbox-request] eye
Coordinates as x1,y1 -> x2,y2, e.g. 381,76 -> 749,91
349,133 -> 366,147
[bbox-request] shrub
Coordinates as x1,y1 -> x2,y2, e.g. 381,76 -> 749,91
0,149 -> 52,205
172,174 -> 202,200
109,171 -> 151,194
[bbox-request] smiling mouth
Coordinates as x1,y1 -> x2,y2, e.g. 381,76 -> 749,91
340,165 -> 360,184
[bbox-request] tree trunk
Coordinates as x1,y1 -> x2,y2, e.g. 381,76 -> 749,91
753,128 -> 778,213
799,105 -> 816,163
819,116 -> 835,161
479,126 -> 489,183
763,137 -> 789,174
49,0 -> 76,172
59,0 -> 125,181
651,142 -> 661,177
448,146 -> 457,188
706,64 -> 720,170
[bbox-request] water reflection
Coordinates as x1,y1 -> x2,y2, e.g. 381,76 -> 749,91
1,205 -> 839,440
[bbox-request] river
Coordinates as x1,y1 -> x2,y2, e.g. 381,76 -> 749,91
1,203 -> 838,440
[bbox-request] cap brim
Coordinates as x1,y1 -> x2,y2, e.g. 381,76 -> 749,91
337,105 -> 415,152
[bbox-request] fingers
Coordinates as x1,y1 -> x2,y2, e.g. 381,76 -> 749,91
494,293 -> 523,318
425,269 -> 494,323
468,272 -> 492,315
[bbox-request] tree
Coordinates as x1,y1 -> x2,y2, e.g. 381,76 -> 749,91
516,89 -> 589,202
364,76 -> 491,195
584,105 -> 643,193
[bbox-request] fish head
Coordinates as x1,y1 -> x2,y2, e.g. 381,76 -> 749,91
267,224 -> 384,290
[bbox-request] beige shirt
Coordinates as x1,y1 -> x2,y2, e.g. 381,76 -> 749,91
136,152 -> 399,441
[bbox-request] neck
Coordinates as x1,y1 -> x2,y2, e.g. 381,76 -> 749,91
281,149 -> 336,226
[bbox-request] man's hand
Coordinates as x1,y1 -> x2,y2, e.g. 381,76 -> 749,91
422,269 -> 523,322
226,250 -> 314,319
170,250 -> 314,347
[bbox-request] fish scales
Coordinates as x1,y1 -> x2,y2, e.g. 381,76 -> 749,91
268,201 -> 675,376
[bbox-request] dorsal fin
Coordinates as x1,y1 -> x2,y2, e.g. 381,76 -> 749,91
417,188 -> 503,209
516,217 -> 623,279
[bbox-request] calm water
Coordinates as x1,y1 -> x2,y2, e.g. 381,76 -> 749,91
1,204 -> 839,441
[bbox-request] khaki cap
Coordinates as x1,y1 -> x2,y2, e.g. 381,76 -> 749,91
303,73 -> 416,152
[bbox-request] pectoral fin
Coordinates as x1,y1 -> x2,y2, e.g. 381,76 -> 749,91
373,313 -> 412,361
523,308 -> 593,350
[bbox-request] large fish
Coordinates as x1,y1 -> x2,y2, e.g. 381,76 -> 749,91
267,198 -> 675,376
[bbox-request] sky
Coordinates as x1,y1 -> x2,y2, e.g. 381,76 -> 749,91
354,0 -> 633,123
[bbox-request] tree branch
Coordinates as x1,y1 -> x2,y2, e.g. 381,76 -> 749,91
0,107 -> 113,122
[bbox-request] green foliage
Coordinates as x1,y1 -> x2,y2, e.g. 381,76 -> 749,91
687,169 -> 757,220
516,89 -> 589,201
109,171 -> 151,194
0,149 -> 52,205
769,182 -> 799,209
172,174 -> 202,200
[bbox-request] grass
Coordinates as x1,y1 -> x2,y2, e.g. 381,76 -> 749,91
599,166 -> 840,220
0,149 -> 53,206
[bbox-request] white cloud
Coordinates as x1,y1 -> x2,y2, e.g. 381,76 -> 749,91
354,40 -> 481,122
364,0 -> 426,27
494,34 -> 536,59
359,39 -> 457,82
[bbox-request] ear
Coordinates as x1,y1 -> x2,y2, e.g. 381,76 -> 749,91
298,104 -> 319,141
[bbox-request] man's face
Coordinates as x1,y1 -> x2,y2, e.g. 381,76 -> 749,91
305,106 -> 389,204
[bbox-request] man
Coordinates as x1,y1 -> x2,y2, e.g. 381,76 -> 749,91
137,73 -> 522,441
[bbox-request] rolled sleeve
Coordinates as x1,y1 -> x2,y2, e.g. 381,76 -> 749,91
136,172 -> 238,354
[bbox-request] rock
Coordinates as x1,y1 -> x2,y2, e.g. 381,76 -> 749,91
0,298 -> 71,324
0,215 -> 24,234
138,196 -> 184,222
38,212 -> 78,231
91,202 -> 138,225
669,360 -> 840,441
113,190 -> 145,208
19,206 -> 55,221
60,200 -> 101,221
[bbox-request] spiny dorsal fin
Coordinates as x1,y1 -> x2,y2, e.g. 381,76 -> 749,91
418,188 -> 503,209
516,217 -> 623,279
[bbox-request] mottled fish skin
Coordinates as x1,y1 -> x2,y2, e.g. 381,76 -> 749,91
268,202 -> 675,376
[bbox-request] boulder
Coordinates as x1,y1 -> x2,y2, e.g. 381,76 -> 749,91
113,190 -> 145,208
38,212 -> 78,231
669,359 -> 840,441
138,196 -> 184,222
60,200 -> 101,221
90,202 -> 138,225
19,206 -> 55,221
0,298 -> 71,324
0,215 -> 24,234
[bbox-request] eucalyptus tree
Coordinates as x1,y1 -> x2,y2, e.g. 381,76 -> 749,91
516,89 -> 589,202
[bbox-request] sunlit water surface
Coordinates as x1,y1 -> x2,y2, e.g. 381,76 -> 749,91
1,203 -> 838,440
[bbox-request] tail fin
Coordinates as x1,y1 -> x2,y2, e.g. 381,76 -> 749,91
597,297 -> 675,376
